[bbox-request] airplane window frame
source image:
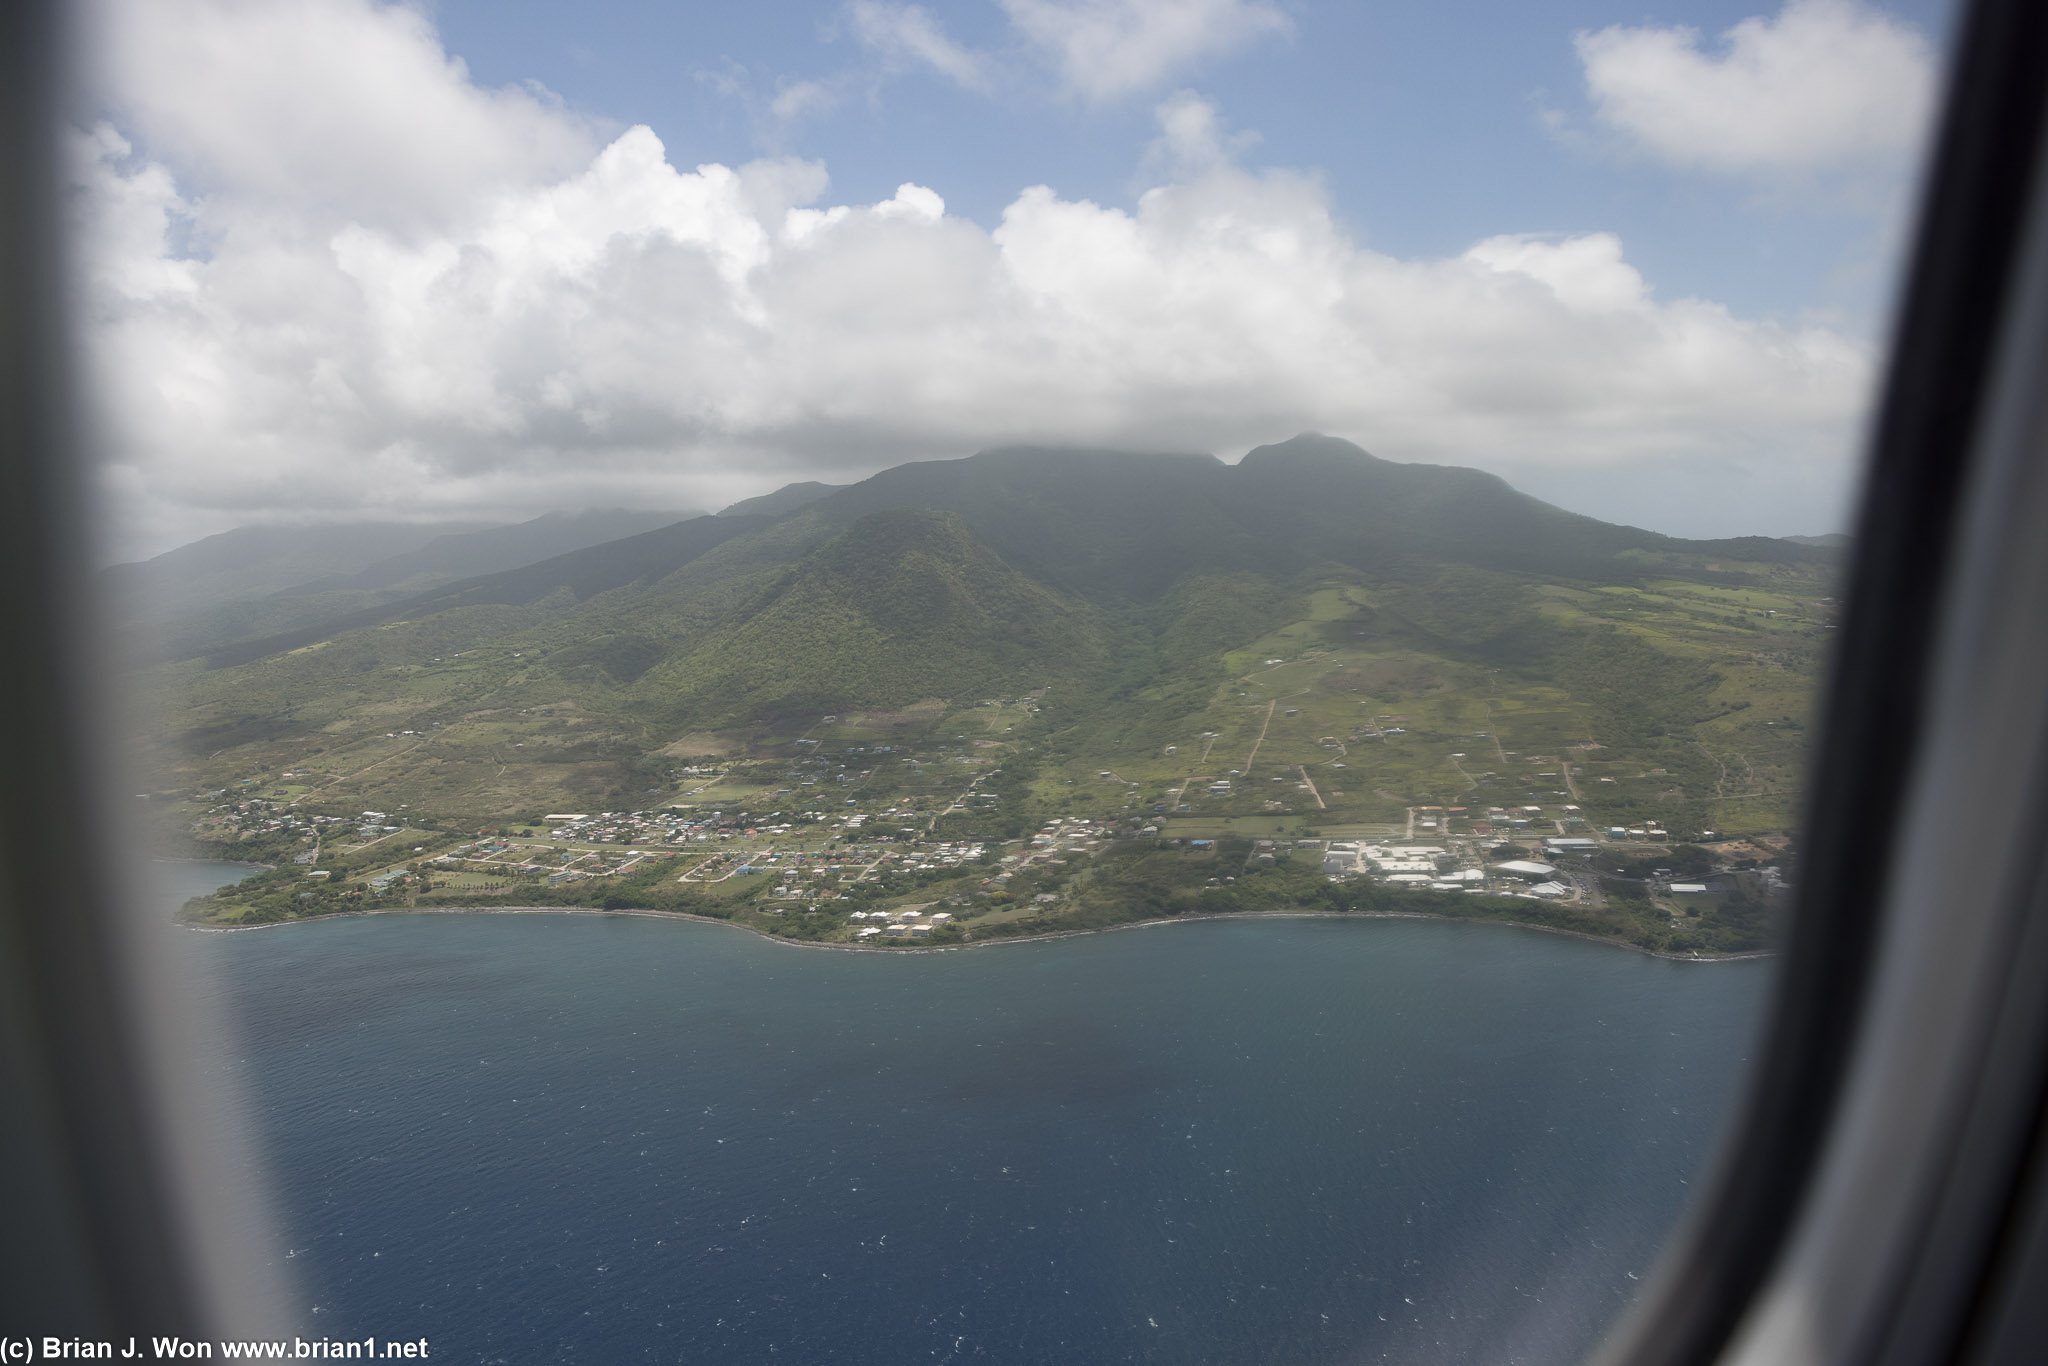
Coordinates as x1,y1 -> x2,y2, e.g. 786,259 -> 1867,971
4,0 -> 2048,1361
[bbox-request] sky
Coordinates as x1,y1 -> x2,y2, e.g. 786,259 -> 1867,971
69,0 -> 1954,560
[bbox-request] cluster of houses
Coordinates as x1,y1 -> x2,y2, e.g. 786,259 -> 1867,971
847,908 -> 957,939
982,818 -> 1120,880
192,797 -> 353,845
545,789 -> 959,850
542,808 -> 820,844
757,839 -> 993,895
1026,817 -> 1113,853
892,840 -> 989,870
429,832 -> 659,885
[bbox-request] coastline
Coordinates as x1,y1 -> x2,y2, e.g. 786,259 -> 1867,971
157,856 -> 274,872
186,901 -> 1773,963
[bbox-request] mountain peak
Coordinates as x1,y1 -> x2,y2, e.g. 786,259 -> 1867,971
1236,433 -> 1391,471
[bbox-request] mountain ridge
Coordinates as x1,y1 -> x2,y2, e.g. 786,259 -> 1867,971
144,435 -> 1837,861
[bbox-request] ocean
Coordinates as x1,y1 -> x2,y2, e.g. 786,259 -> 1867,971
172,866 -> 1771,1364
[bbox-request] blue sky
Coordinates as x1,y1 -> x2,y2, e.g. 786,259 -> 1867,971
430,0 -> 1949,320
75,0 -> 1953,556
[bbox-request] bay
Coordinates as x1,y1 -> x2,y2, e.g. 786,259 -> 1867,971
194,910 -> 1770,1365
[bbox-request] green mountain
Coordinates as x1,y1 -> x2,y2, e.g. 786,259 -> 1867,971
315,508 -> 706,592
799,435 -> 1825,602
105,520 -> 501,618
632,508 -> 1114,726
201,512 -> 771,668
144,436 -> 1838,847
117,508 -> 705,660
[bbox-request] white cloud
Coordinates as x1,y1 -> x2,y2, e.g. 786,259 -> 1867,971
1144,90 -> 1262,178
1464,234 -> 1645,314
837,0 -> 1288,106
769,79 -> 841,122
79,0 -> 601,232
74,0 -> 1877,553
845,1 -> 988,89
1575,0 -> 1936,176
1001,0 -> 1291,101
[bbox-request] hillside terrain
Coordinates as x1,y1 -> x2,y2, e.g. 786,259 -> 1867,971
111,507 -> 701,658
156,436 -> 1835,954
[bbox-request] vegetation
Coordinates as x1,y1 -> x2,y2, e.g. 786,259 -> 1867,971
153,436 -> 1831,954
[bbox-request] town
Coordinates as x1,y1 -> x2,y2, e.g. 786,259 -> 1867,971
180,730 -> 1789,956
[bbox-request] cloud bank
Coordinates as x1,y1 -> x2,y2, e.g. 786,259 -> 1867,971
76,0 -> 1879,554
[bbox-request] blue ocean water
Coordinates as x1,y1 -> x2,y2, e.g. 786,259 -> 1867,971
185,894 -> 1769,1366
157,858 -> 271,907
